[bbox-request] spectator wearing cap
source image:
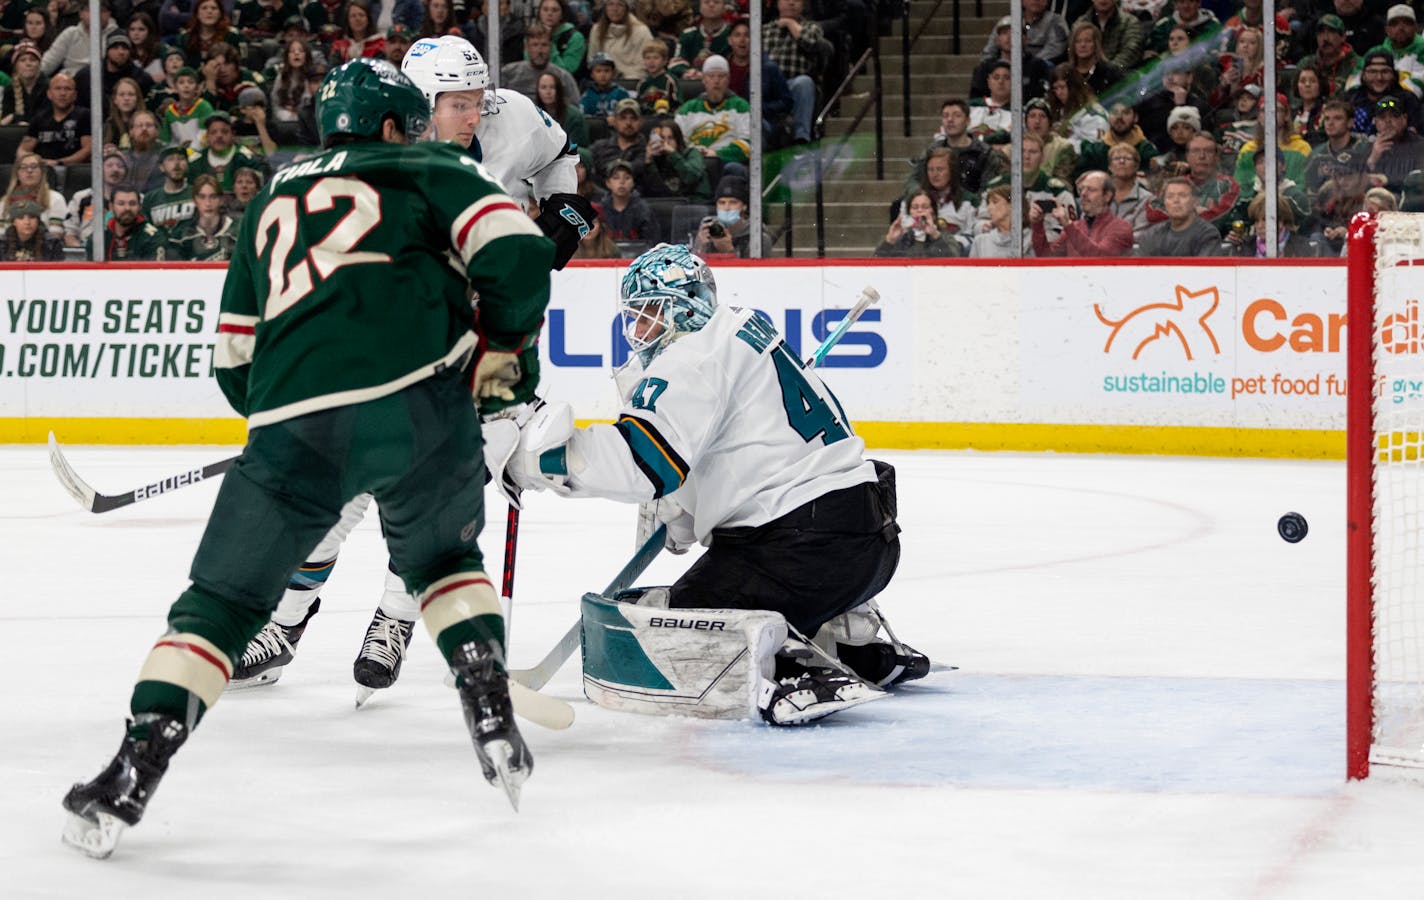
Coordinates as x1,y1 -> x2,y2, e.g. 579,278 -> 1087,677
1346,49 -> 1422,135
0,199 -> 64,261
1,152 -> 68,237
17,72 -> 91,167
1148,0 -> 1221,57
1074,0 -> 1144,72
501,24 -> 580,103
2,41 -> 50,127
675,55 -> 752,164
1031,170 -> 1134,257
329,0 -> 385,62
1152,104 -> 1201,173
231,84 -> 278,155
233,0 -> 301,45
587,0 -> 655,79
1215,84 -> 1262,160
63,149 -> 129,247
581,52 -> 634,118
1369,5 -> 1424,91
1304,98 -> 1367,194
598,158 -> 660,245
671,0 -> 732,78
384,24 -> 416,66
75,32 -> 155,114
692,173 -> 770,258
979,0 -> 1067,65
761,0 -> 831,143
145,45 -> 188,113
96,183 -> 167,260
1326,0 -> 1385,59
1146,133 -> 1240,228
143,145 -> 195,231
591,98 -> 648,182
968,60 -> 1013,142
1299,15 -> 1362,97
188,110 -> 271,192
41,0 -> 118,77
1136,67 -> 1210,154
1025,97 -> 1077,183
970,16 -> 1053,102
1365,95 -> 1424,192
640,117 -> 711,203
158,66 -> 215,147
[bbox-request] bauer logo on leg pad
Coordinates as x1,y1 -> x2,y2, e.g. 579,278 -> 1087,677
580,594 -> 787,720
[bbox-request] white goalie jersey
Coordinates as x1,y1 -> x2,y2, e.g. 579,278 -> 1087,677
474,88 -> 578,207
564,305 -> 876,543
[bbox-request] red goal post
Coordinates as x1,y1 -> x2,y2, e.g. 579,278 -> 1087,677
1346,211 -> 1424,780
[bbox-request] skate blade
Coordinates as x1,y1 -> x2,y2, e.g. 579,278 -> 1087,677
226,668 -> 284,691
774,687 -> 887,726
61,810 -> 126,859
354,685 -> 377,709
481,739 -> 527,812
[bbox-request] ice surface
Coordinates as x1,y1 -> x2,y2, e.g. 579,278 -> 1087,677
2,446 -> 1421,899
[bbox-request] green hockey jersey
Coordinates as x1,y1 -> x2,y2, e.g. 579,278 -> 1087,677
214,140 -> 555,428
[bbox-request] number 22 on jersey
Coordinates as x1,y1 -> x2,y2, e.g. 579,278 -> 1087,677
255,176 -> 391,320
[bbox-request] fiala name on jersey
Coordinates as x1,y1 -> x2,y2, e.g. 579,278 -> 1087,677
272,151 -> 350,187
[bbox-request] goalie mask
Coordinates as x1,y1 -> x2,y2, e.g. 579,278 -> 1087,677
401,35 -> 498,121
619,243 -> 717,367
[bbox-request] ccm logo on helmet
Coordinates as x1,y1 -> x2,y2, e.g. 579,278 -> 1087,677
648,618 -> 726,631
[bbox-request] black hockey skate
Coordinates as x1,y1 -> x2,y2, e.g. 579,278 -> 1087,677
759,666 -> 885,726
836,639 -> 932,688
451,639 -> 532,811
353,609 -> 417,708
61,716 -> 188,859
228,599 -> 320,690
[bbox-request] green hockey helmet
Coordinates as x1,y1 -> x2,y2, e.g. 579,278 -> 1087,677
317,58 -> 431,147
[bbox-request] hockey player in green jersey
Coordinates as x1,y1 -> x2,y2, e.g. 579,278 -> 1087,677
61,57 -> 555,859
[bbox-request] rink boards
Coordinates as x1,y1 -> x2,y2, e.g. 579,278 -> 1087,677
0,258 -> 1364,457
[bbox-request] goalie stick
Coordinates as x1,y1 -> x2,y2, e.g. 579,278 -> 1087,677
513,283 -> 884,690
48,432 -> 236,513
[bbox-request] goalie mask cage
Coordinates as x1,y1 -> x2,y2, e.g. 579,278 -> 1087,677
1347,211 -> 1424,779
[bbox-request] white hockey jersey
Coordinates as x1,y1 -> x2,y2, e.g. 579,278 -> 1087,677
565,305 -> 876,543
473,88 -> 578,207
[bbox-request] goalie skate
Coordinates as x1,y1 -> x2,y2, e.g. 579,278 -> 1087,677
758,668 -> 886,726
61,716 -> 187,859
451,639 -> 532,811
353,609 -> 416,708
228,599 -> 320,690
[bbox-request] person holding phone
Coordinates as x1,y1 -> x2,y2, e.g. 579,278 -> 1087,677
875,189 -> 958,257
1029,169 -> 1133,257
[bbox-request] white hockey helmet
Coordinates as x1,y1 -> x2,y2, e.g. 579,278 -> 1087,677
400,35 -> 496,115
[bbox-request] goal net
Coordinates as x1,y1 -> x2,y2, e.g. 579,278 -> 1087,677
1347,211 -> 1424,778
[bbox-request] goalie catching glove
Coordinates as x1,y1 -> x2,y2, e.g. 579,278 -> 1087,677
534,192 -> 598,270
483,399 -> 576,505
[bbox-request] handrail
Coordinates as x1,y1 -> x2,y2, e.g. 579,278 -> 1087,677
813,47 -> 882,256
761,172 -> 795,257
903,0 -> 950,137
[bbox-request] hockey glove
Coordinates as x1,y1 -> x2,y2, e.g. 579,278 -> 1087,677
496,400 -> 576,497
638,497 -> 697,554
474,345 -> 541,416
534,192 -> 598,270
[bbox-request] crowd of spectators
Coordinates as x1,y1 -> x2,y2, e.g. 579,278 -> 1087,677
883,0 -> 1424,258
0,0 -> 871,261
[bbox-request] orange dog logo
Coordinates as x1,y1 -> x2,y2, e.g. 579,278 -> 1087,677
1095,285 -> 1223,361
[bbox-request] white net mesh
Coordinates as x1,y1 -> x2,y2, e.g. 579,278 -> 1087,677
1370,212 -> 1424,769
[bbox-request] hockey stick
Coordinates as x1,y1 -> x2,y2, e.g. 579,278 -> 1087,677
48,432 -> 237,513
508,524 -> 667,690
807,286 -> 881,368
500,504 -> 520,638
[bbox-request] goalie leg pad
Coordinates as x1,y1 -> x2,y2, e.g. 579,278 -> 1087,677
581,593 -> 788,720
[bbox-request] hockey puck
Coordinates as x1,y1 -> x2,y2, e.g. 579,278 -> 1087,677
1277,512 -> 1308,544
